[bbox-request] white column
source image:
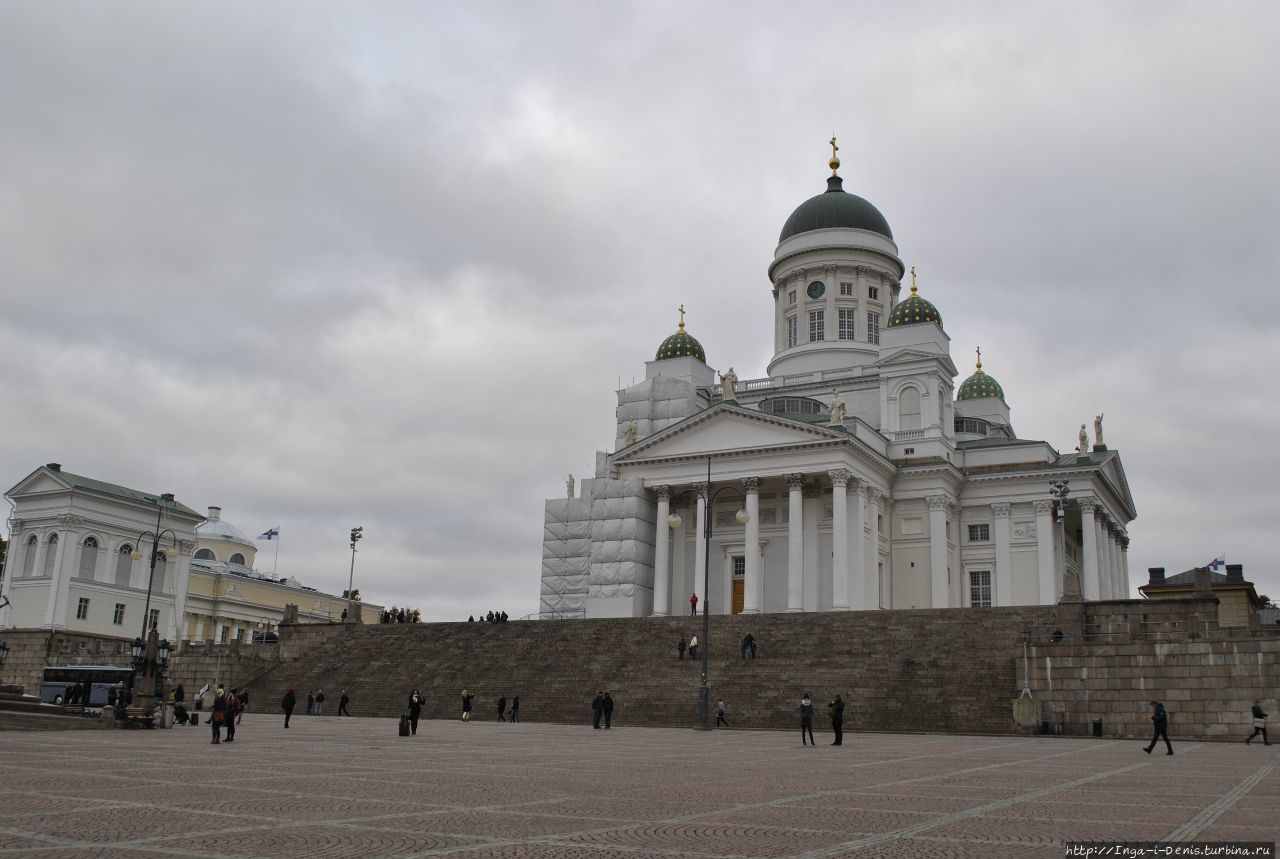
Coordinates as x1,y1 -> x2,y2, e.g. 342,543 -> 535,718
1097,517 -> 1112,600
651,486 -> 671,617
194,615 -> 206,641
1079,499 -> 1100,601
1110,532 -> 1123,599
1034,501 -> 1055,604
693,483 -> 708,614
829,470 -> 850,610
927,496 -> 949,608
864,486 -> 881,609
850,479 -> 867,610
44,516 -> 81,629
1104,524 -> 1118,600
992,503 -> 1012,607
786,473 -> 804,612
742,478 -> 761,614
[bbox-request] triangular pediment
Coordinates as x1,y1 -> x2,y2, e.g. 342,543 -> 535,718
616,406 -> 844,463
5,467 -> 71,499
878,348 -> 960,375
1099,453 -> 1137,517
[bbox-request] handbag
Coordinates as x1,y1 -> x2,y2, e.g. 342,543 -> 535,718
1254,718 -> 1266,728
213,710 -> 224,724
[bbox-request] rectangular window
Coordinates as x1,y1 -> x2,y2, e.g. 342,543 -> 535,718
786,315 -> 797,348
788,290 -> 796,305
838,308 -> 856,340
732,556 -> 745,578
867,311 -> 880,345
113,603 -> 125,625
76,597 -> 90,620
868,285 -> 879,300
148,608 -> 159,631
970,570 -> 992,608
220,626 -> 229,644
809,309 -> 824,342
968,524 -> 991,542
839,281 -> 853,296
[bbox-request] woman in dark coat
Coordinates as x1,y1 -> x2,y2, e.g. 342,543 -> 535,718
282,688 -> 296,728
210,688 -> 227,744
408,689 -> 423,735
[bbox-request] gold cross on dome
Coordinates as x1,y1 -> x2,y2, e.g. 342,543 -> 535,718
910,265 -> 919,294
678,304 -> 686,330
976,346 -> 983,372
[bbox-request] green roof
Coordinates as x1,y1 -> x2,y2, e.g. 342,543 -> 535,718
957,369 -> 1004,400
779,175 -> 893,242
655,328 -> 706,363
45,466 -> 202,518
887,292 -> 942,328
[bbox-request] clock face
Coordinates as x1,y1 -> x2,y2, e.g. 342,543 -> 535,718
807,280 -> 826,299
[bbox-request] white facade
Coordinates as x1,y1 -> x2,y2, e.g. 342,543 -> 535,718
540,158 -> 1137,618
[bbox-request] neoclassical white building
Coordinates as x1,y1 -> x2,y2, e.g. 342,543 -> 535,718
541,146 -> 1136,618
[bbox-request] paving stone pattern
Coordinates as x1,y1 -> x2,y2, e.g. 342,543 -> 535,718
1,717 -> 1277,857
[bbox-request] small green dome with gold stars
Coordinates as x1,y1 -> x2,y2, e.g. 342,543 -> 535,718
887,267 -> 943,329
655,306 -> 706,363
957,347 -> 1004,400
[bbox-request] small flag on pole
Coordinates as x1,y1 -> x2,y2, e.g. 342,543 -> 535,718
258,527 -> 280,540
1206,555 -> 1226,572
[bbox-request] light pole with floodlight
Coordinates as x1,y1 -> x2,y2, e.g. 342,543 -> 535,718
347,526 -> 363,622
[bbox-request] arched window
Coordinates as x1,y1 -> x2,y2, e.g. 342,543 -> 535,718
42,533 -> 59,577
78,537 -> 99,580
229,553 -> 246,566
899,387 -> 922,431
194,548 -> 216,561
153,552 -> 169,594
22,535 -> 37,577
116,545 -> 134,587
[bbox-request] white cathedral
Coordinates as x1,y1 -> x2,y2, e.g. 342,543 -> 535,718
540,144 -> 1135,619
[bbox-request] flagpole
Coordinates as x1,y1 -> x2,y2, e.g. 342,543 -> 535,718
274,528 -> 280,577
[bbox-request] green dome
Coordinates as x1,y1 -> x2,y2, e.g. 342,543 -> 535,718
779,175 -> 893,242
656,327 -> 706,362
957,370 -> 1004,400
887,286 -> 943,329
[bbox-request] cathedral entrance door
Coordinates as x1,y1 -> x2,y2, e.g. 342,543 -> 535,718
732,579 -> 744,614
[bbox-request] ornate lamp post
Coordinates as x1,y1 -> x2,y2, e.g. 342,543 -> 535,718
346,526 -> 363,622
666,458 -> 749,729
1049,480 -> 1071,599
128,493 -> 179,715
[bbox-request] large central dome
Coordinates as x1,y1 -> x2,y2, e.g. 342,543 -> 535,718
779,175 -> 893,242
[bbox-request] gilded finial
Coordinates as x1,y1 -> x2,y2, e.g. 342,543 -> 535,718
975,346 -> 984,374
828,135 -> 840,175
910,265 -> 919,295
678,304 -> 686,331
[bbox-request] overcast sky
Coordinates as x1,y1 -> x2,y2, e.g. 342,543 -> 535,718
2,2 -> 1277,618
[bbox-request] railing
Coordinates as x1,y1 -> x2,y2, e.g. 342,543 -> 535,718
891,429 -> 926,441
710,365 -> 871,398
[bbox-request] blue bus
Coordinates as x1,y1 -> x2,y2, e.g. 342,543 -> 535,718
39,665 -> 136,707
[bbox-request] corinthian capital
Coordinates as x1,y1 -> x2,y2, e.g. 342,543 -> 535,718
827,469 -> 851,487
785,473 -> 805,491
926,495 -> 950,512
741,477 -> 761,493
1033,500 -> 1053,516
991,503 -> 1011,518
57,513 -> 84,529
653,485 -> 671,502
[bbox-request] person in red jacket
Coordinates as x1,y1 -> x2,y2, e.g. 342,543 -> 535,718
689,592 -> 698,615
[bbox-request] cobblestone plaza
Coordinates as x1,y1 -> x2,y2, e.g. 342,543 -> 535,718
1,716 -> 1277,857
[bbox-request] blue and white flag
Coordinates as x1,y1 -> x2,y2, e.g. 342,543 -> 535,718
258,527 -> 279,540
1206,555 -> 1226,572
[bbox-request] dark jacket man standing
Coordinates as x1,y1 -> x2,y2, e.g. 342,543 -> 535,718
603,692 -> 615,729
829,695 -> 845,745
282,689 -> 296,728
591,691 -> 604,728
497,696 -> 507,722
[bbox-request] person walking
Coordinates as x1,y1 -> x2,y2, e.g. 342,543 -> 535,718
338,691 -> 351,717
829,695 -> 845,745
174,683 -> 186,707
592,691 -> 604,729
497,696 -> 507,722
281,688 -> 296,728
1247,701 -> 1271,745
1143,700 -> 1173,755
315,690 -> 326,716
509,696 -> 520,723
306,691 -> 315,715
461,690 -> 474,721
237,689 -> 249,724
677,635 -> 686,660
741,633 -> 756,659
689,634 -> 698,660
800,694 -> 815,746
408,690 -> 423,735
689,592 -> 699,615
716,699 -> 729,727
603,691 -> 615,729
210,687 -> 227,744
224,690 -> 239,743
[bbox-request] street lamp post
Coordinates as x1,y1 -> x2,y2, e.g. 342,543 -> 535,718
130,493 -> 179,712
346,526 -> 363,622
666,458 -> 749,730
1049,481 -> 1071,600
